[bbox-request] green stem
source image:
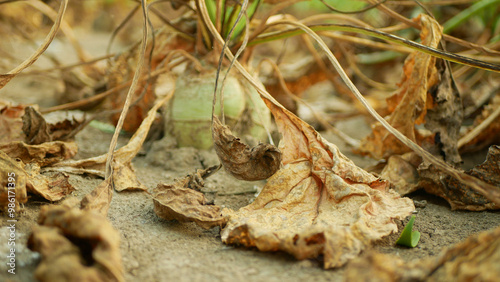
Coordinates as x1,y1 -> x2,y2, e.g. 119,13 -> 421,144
442,0 -> 500,34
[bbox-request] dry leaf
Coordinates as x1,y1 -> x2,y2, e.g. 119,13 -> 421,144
379,153 -> 421,195
0,141 -> 78,167
22,106 -> 86,145
25,163 -> 75,202
153,165 -> 226,229
345,225 -> 500,281
221,101 -> 414,268
213,115 -> 281,181
423,59 -> 462,166
359,15 -> 443,159
0,151 -> 28,212
22,106 -> 51,145
420,145 -> 500,210
28,204 -> 124,282
50,94 -> 172,192
80,178 -> 113,216
0,102 -> 27,143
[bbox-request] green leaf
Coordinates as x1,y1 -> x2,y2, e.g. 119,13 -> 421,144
396,215 -> 420,248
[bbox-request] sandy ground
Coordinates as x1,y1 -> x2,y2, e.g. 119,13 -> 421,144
1,118 -> 499,282
1,30 -> 499,282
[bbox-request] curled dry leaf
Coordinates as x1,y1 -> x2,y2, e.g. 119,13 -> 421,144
28,204 -> 124,282
0,151 -> 28,212
345,225 -> 500,281
420,145 -> 500,211
25,163 -> 75,202
359,15 -> 457,160
22,106 -> 86,145
153,165 -> 226,229
212,115 -> 281,181
0,140 -> 78,167
221,101 -> 414,268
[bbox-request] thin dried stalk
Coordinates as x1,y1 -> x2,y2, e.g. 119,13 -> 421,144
0,0 -> 67,89
105,0 -> 148,179
458,106 -> 500,149
197,0 -> 500,206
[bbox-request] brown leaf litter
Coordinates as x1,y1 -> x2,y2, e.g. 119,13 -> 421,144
212,115 -> 281,181
345,225 -> 500,281
28,201 -> 124,282
153,165 -> 226,230
220,100 -> 414,269
359,15 -> 448,160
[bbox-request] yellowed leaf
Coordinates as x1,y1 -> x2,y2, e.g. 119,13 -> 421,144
221,100 -> 414,268
359,15 -> 443,159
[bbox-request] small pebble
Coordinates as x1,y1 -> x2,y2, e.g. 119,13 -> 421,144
413,199 -> 427,208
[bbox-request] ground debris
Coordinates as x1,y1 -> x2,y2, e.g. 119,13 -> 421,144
213,115 -> 281,181
220,99 -> 414,269
153,165 -> 226,229
345,225 -> 500,281
28,203 -> 124,282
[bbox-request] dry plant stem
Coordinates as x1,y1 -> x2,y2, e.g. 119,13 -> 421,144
149,5 -> 195,40
301,13 -> 372,28
458,106 -> 500,149
253,24 -> 500,73
106,4 -> 140,55
41,50 -> 198,113
271,19 -> 500,206
338,43 -> 395,90
23,54 -> 114,75
27,0 -> 91,62
367,0 -> 500,56
322,32 -> 412,54
0,0 -> 67,88
258,58 -> 360,148
243,0 -> 302,47
105,0 -> 148,180
198,0 -> 500,206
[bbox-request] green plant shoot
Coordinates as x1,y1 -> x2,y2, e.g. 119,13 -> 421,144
205,0 -> 260,43
396,215 -> 420,248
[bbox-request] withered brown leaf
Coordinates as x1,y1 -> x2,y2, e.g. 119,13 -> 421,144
22,106 -> 51,145
0,151 -> 28,212
28,204 -> 124,282
359,15 -> 443,159
0,141 -> 78,167
345,225 -> 500,281
22,106 -> 86,145
420,145 -> 500,210
81,178 -> 113,216
212,115 -> 281,181
153,165 -> 226,229
25,163 -> 75,202
50,94 -> 172,193
221,101 -> 414,268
